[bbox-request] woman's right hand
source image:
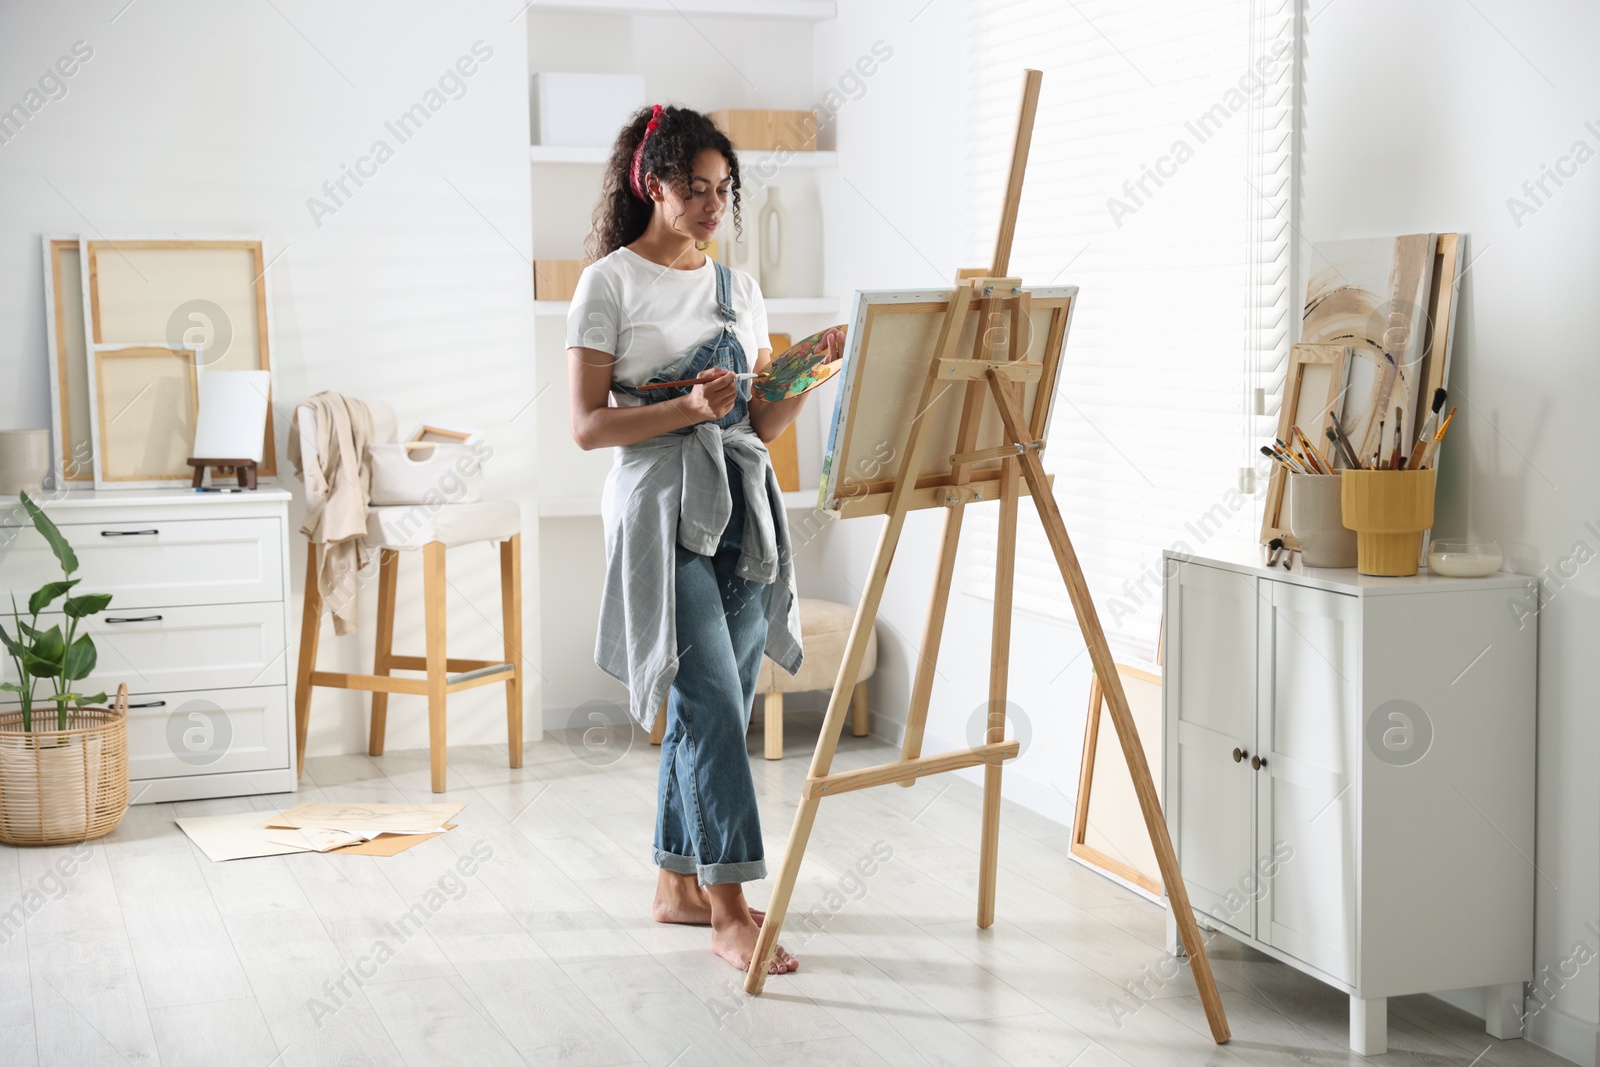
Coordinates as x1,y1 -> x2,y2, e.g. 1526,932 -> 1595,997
676,368 -> 738,424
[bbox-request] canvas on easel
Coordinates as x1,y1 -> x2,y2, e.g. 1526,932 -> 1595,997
742,68 -> 1231,1046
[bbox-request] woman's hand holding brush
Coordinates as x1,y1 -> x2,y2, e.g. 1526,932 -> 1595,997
676,368 -> 739,423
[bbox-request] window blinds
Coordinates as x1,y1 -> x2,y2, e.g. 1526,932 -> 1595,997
960,0 -> 1298,660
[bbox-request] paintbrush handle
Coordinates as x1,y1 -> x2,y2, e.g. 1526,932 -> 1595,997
636,372 -> 760,391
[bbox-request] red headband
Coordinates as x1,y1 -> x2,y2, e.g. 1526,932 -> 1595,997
629,104 -> 664,202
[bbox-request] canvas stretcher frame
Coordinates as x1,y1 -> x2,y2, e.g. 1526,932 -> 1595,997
818,285 -> 1075,517
1260,342 -> 1353,547
86,343 -> 203,489
42,236 -> 93,485
79,236 -> 279,478
1072,663 -> 1164,900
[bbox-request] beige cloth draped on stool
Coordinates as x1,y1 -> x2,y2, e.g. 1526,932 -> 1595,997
288,392 -> 374,635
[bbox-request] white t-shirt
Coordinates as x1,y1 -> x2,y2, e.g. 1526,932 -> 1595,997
565,246 -> 771,406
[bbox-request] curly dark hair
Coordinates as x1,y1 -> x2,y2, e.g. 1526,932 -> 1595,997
585,104 -> 743,261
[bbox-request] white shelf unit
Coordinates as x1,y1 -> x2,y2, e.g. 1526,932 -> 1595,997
534,296 -> 839,317
1161,545 -> 1537,1056
522,0 -> 834,18
527,2 -> 840,523
531,145 -> 837,169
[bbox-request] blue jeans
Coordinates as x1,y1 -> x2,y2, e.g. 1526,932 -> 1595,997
654,462 -> 773,884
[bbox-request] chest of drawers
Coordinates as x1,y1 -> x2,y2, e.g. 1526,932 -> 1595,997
1,489 -> 297,802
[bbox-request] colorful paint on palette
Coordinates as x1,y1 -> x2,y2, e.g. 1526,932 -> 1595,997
753,325 -> 846,402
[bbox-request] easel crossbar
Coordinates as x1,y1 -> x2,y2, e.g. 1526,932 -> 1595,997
800,741 -> 1019,800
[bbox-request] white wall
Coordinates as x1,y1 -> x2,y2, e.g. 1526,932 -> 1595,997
1303,3 -> 1600,1062
0,1 -> 543,758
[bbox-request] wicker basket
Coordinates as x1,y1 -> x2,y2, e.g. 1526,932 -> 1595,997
0,684 -> 130,846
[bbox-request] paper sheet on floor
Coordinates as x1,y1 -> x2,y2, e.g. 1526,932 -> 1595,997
176,811 -> 315,862
265,801 -> 465,836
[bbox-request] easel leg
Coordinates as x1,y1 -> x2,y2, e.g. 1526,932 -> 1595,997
751,271 -> 972,993
978,451 -> 1020,927
987,371 -> 1230,1044
898,505 -> 965,780
745,793 -> 823,990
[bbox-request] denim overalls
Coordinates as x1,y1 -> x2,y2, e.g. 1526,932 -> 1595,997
614,256 -> 774,885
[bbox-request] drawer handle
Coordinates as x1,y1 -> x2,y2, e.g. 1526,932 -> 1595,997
1251,754 -> 1268,770
127,700 -> 167,709
105,615 -> 163,624
101,529 -> 159,537
1232,747 -> 1248,763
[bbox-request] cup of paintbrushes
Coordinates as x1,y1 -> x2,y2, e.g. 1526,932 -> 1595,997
1287,473 -> 1357,568
1340,468 -> 1437,576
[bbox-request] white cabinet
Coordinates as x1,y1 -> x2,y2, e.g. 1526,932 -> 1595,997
1,489 -> 297,803
1162,547 -> 1537,1056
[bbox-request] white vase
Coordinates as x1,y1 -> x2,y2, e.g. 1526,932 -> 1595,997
722,205 -> 761,277
0,429 -> 49,496
758,186 -> 791,298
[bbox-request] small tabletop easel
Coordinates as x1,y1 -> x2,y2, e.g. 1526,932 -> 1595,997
744,69 -> 1229,1045
187,458 -> 258,490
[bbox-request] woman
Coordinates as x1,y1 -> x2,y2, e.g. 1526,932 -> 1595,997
565,103 -> 838,975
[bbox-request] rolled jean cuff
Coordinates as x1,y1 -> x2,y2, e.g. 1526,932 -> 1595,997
653,848 -> 698,875
698,858 -> 767,885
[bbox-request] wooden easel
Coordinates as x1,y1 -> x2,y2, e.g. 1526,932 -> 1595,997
744,69 -> 1230,1045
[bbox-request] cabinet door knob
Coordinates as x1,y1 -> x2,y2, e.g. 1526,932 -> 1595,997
1251,754 -> 1267,770
1232,747 -> 1247,763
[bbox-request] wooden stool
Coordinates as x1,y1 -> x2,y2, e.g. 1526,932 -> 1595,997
294,509 -> 524,793
648,597 -> 875,759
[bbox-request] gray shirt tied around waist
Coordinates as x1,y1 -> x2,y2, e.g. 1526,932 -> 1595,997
595,418 -> 804,731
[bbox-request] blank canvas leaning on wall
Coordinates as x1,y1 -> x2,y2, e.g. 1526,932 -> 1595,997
42,237 -> 92,484
87,344 -> 202,488
81,238 -> 277,476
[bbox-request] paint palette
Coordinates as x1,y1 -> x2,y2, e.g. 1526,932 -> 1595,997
753,325 -> 846,402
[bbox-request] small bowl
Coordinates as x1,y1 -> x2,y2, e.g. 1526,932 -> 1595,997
1427,538 -> 1503,578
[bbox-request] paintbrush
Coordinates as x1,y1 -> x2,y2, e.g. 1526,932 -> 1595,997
1292,425 -> 1331,473
1324,426 -> 1359,469
1389,405 -> 1404,471
1405,388 -> 1447,470
1262,444 -> 1307,474
1375,414 -> 1385,469
1421,405 -> 1458,468
1332,417 -> 1362,470
637,372 -> 761,391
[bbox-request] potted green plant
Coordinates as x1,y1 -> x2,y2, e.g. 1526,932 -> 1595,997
0,491 -> 129,844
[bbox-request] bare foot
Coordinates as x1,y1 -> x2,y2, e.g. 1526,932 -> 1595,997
711,914 -> 798,975
651,870 -> 764,925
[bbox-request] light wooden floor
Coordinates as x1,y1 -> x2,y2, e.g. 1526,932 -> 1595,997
0,718 -> 1574,1067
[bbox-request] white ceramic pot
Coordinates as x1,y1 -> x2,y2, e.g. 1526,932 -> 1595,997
0,430 -> 49,496
1287,473 -> 1358,568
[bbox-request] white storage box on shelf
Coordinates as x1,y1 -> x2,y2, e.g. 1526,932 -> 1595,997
531,72 -> 645,147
